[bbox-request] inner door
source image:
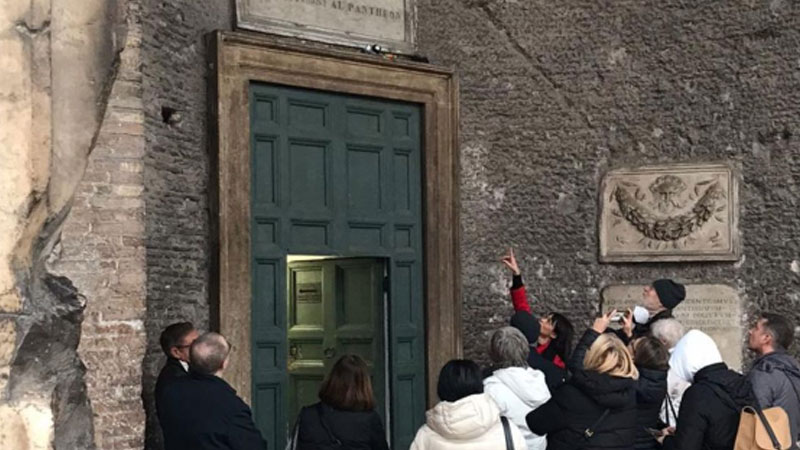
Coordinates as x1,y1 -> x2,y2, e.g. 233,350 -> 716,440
287,258 -> 386,422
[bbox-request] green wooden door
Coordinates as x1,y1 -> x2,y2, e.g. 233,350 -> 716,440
286,258 -> 385,422
250,83 -> 426,450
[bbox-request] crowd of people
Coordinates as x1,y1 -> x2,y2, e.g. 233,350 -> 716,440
153,248 -> 800,450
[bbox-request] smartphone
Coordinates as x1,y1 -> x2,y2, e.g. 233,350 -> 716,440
610,311 -> 625,323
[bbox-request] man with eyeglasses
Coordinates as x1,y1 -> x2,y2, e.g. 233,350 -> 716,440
156,322 -> 199,424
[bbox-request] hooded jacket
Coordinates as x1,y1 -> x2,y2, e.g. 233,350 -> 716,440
748,351 -> 800,444
662,362 -> 753,450
410,393 -> 527,450
634,367 -> 667,450
484,366 -> 552,450
526,369 -> 637,450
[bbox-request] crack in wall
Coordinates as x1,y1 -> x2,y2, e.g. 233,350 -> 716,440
466,1 -> 595,128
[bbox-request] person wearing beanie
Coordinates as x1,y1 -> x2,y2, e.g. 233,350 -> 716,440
617,279 -> 686,344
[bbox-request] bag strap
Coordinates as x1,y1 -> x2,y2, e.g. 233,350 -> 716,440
664,394 -> 677,427
750,406 -> 783,450
315,403 -> 343,447
501,416 -> 514,450
285,413 -> 301,450
583,409 -> 611,439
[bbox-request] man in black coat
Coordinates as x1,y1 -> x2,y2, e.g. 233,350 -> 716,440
159,332 -> 268,450
616,279 -> 686,344
748,312 -> 800,445
155,322 -> 198,408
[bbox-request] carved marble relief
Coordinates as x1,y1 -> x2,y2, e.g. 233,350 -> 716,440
599,164 -> 739,262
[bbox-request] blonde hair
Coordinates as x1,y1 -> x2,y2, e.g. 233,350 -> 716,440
583,333 -> 639,379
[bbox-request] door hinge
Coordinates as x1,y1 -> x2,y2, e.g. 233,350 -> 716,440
383,276 -> 390,293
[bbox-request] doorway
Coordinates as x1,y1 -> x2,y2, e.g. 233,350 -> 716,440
248,82 -> 426,450
286,257 -> 387,424
213,32 -> 461,450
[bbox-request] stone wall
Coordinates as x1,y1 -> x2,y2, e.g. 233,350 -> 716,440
416,0 -> 800,363
139,1 -> 232,448
1,0 -> 128,448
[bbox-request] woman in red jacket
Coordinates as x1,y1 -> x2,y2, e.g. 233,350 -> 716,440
502,248 -> 574,370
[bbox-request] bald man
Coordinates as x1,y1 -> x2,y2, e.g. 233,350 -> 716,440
159,332 -> 267,450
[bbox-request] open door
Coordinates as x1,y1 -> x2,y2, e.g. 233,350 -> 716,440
286,258 -> 387,423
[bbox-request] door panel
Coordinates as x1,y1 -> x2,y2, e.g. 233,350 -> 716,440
250,83 -> 425,450
287,259 -> 385,423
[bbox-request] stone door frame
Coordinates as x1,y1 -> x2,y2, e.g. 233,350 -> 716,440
209,30 -> 461,405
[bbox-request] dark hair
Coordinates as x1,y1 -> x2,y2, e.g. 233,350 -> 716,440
761,313 -> 795,350
633,336 -> 669,371
189,332 -> 230,375
319,355 -> 375,411
159,322 -> 195,356
545,313 -> 575,361
436,359 -> 483,402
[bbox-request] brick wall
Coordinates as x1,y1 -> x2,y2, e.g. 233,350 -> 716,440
139,0 -> 232,447
54,4 -> 148,448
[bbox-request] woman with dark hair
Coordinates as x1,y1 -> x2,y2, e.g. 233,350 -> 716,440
631,336 -> 669,450
410,359 -> 527,450
502,248 -> 574,388
292,354 -> 389,450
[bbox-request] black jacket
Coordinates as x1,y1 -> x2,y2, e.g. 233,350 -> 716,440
510,310 -> 568,389
156,358 -> 189,423
294,402 -> 389,450
634,367 -> 667,450
527,368 -> 637,450
662,362 -> 753,450
159,372 -> 267,450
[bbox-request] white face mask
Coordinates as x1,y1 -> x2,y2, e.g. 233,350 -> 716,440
633,305 -> 651,324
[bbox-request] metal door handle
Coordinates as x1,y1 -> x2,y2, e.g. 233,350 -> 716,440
323,347 -> 336,359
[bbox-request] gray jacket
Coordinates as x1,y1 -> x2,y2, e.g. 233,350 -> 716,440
748,351 -> 800,443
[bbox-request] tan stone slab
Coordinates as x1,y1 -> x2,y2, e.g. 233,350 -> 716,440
602,284 -> 743,370
0,319 -> 15,366
599,164 -> 739,262
236,0 -> 415,53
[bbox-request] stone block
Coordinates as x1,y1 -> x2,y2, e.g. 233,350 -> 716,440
236,0 -> 414,52
599,164 -> 739,262
602,284 -> 743,370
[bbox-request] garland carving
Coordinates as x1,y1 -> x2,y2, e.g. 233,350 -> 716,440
613,180 -> 725,242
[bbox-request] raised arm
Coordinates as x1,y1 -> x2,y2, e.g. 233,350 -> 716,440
502,248 -> 532,313
567,311 -> 615,372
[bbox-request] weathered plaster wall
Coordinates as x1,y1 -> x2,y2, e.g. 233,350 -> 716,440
139,1 -> 232,448
416,0 -> 800,363
0,0 -> 127,448
53,1 -> 147,448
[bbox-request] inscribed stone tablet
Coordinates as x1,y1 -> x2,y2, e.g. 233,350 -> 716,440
599,164 -> 739,262
601,284 -> 743,370
236,0 -> 415,53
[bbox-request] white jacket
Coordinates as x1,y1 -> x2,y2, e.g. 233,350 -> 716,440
659,330 -> 721,425
409,393 -> 527,450
484,367 -> 550,450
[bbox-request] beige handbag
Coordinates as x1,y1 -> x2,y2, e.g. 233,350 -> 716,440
733,405 -> 792,450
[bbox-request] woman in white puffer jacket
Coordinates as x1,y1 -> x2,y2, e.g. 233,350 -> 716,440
410,359 -> 527,450
484,327 -> 551,450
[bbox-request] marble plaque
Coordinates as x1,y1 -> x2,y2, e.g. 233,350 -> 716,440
599,164 -> 739,262
602,284 -> 743,370
236,0 -> 415,53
